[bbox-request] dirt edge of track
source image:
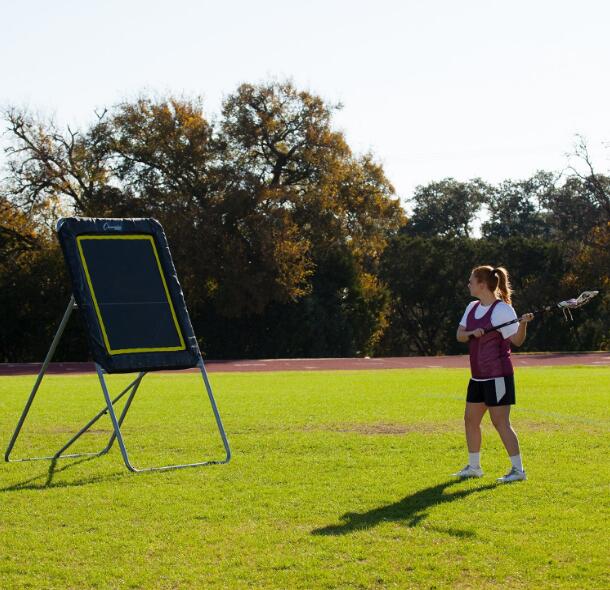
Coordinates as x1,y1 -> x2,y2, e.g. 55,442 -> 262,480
0,352 -> 608,376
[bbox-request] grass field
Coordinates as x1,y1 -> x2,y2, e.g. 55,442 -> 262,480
0,366 -> 608,589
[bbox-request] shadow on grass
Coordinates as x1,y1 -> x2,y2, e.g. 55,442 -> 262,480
0,455 -> 128,493
312,479 -> 497,537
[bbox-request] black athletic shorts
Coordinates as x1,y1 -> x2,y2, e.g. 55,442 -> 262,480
467,375 -> 515,406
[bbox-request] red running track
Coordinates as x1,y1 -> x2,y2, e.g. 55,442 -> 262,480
0,352 -> 608,376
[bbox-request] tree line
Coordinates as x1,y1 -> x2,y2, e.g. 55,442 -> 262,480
1,81 -> 608,361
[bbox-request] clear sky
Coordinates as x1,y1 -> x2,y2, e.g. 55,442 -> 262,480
1,0 -> 609,202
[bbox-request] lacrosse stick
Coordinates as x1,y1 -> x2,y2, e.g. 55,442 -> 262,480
483,291 -> 599,334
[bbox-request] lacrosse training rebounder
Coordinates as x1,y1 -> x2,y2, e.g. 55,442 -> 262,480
4,217 -> 231,472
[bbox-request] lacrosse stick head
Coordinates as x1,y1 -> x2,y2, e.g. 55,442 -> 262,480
557,291 -> 599,309
557,291 -> 599,320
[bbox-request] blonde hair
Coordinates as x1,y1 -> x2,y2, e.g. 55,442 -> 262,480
472,265 -> 512,305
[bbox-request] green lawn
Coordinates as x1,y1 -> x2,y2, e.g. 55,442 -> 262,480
0,367 -> 608,589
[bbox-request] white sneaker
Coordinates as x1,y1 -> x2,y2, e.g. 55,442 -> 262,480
453,464 -> 483,478
497,467 -> 527,483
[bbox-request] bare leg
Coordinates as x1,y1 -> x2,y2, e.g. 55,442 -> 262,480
464,402 -> 487,453
488,405 -> 520,456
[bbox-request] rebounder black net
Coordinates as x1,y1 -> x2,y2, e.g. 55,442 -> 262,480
57,217 -> 200,373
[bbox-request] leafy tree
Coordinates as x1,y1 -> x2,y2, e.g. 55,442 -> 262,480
0,195 -> 83,362
3,88 -> 607,360
542,175 -> 609,242
568,135 -> 610,219
560,222 -> 610,350
481,172 -> 554,239
377,235 -> 480,355
3,108 -> 113,222
1,81 -> 405,358
197,82 -> 405,355
406,178 -> 489,237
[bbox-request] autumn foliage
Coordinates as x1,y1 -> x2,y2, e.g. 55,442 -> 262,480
1,82 -> 607,361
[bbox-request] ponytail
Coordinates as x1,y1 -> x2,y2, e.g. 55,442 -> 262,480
472,265 -> 512,305
493,266 -> 512,305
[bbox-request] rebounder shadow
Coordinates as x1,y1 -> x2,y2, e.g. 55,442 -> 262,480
0,455 -> 129,493
312,479 -> 497,536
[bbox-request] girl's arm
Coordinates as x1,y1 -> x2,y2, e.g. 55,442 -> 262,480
509,313 -> 534,347
457,326 -> 484,343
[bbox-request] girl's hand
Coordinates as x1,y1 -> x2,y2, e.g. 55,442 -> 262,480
520,313 -> 534,324
471,328 -> 485,338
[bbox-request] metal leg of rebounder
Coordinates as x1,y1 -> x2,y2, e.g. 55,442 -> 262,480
96,356 -> 231,473
4,297 -> 146,464
5,296 -> 77,463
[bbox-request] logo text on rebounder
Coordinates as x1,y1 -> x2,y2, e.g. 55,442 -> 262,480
103,222 -> 123,231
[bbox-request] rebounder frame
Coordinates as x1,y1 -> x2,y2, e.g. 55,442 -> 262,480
5,300 -> 231,473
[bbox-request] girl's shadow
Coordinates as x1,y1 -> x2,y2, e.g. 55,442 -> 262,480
312,479 -> 497,536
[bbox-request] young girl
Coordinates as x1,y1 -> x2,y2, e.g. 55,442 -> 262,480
454,266 -> 533,483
